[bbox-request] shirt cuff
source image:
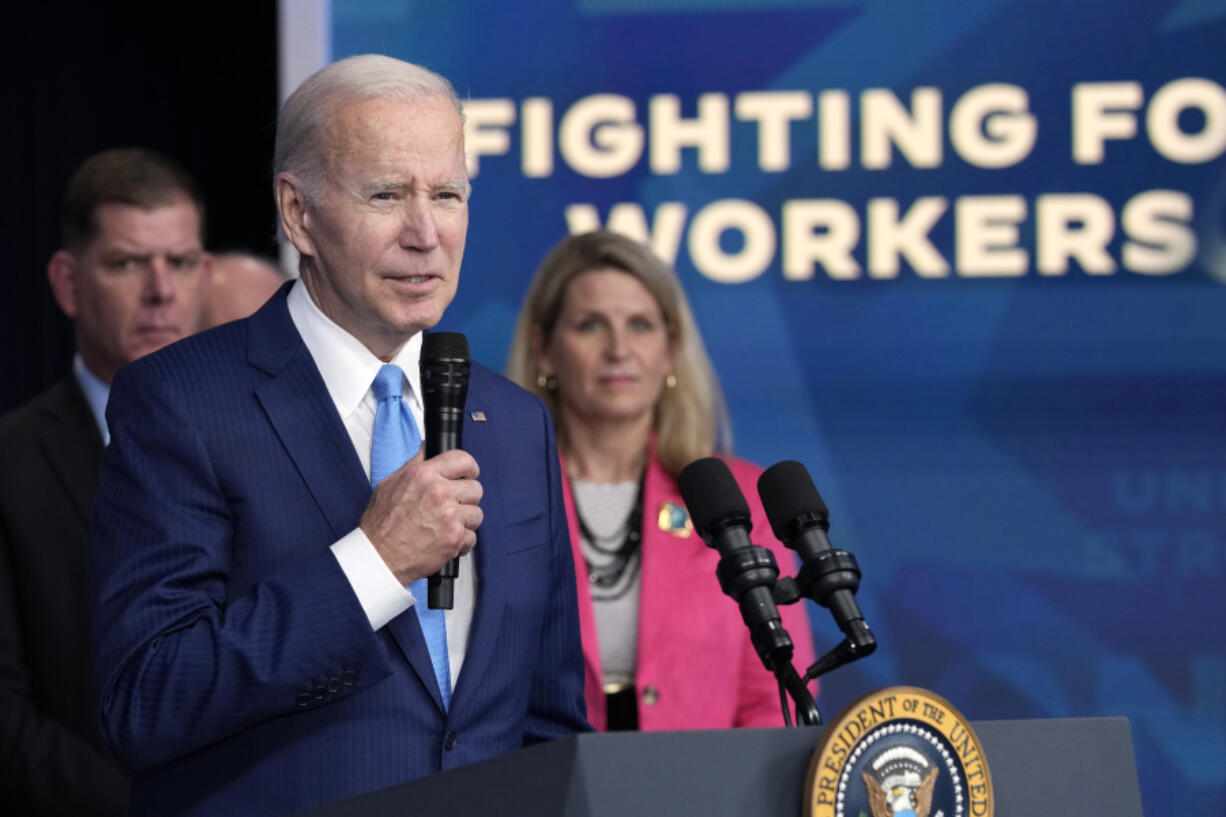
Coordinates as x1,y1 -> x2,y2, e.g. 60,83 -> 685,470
330,527 -> 415,631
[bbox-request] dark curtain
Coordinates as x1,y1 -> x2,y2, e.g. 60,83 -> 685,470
0,2 -> 279,411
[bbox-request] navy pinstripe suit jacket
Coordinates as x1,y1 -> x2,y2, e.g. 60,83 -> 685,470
90,287 -> 588,816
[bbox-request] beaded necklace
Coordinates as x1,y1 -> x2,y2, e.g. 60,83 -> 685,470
573,474 -> 645,601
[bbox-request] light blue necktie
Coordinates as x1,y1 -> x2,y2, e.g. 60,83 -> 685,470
370,363 -> 452,710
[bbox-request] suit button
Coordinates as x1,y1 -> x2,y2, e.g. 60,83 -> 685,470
296,692 -> 312,708
326,676 -> 341,693
341,670 -> 357,686
444,731 -> 458,751
642,685 -> 660,706
312,685 -> 326,701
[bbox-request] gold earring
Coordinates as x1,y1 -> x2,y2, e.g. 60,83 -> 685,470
665,373 -> 677,389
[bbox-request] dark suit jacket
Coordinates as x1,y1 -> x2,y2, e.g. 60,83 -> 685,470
91,288 -> 588,817
0,376 -> 129,816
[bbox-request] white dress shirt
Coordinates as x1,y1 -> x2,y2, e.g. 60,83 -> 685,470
287,280 -> 475,688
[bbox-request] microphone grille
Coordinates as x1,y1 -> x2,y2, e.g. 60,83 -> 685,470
678,457 -> 751,535
422,331 -> 470,361
757,460 -> 829,541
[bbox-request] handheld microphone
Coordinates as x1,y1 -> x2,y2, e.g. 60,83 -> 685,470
420,331 -> 471,610
678,458 -> 794,673
757,461 -> 876,657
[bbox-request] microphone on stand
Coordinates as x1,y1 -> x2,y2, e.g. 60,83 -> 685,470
420,331 -> 471,610
679,457 -> 820,726
757,460 -> 876,661
678,458 -> 794,673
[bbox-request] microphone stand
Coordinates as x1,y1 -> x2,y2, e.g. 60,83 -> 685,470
704,527 -> 876,727
776,660 -> 821,727
711,544 -> 823,726
773,547 -> 878,692
679,457 -> 873,728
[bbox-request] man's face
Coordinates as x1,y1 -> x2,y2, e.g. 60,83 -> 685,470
286,93 -> 469,360
49,198 -> 209,382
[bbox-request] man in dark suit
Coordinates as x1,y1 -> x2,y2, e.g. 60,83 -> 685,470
0,148 -> 211,815
90,55 -> 588,817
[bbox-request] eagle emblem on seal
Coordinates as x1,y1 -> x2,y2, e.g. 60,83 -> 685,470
861,746 -> 940,817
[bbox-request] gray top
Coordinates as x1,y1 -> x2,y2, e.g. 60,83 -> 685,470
572,479 -> 640,688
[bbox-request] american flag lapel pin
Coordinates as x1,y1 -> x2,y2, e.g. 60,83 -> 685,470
470,410 -> 487,422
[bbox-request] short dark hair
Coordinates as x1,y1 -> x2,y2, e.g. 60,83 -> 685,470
61,147 -> 205,251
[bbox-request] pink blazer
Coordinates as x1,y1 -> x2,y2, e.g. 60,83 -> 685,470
561,449 -> 817,731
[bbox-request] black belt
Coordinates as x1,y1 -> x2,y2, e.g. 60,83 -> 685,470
604,684 -> 638,731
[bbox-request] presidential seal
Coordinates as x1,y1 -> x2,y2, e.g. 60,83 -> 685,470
805,687 -> 993,817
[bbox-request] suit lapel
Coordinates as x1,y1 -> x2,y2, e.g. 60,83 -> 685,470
249,293 -> 371,540
447,381 -> 508,708
384,611 -> 446,712
246,288 -> 448,710
35,377 -> 103,525
636,448 -> 707,681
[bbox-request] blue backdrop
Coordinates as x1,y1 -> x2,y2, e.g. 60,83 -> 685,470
327,2 -> 1225,812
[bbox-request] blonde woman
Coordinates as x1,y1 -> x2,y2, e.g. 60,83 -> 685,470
508,231 -> 815,731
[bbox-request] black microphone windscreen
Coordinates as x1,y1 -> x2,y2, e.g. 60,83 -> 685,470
422,331 -> 470,360
757,460 -> 829,541
678,457 -> 750,534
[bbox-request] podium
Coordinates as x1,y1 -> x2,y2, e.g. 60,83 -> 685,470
297,717 -> 1144,817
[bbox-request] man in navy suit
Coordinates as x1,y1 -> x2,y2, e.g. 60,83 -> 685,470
90,55 -> 588,816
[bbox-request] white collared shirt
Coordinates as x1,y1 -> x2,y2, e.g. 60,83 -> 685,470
287,280 -> 474,688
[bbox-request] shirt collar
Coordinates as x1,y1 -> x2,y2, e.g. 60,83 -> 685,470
286,279 -> 423,417
72,354 -> 111,445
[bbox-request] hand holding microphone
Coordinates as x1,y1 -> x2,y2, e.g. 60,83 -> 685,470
359,332 -> 480,606
359,448 -> 482,587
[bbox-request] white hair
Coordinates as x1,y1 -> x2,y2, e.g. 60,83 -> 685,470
273,54 -> 465,206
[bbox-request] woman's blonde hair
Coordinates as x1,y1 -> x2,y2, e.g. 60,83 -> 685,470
506,230 -> 732,477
